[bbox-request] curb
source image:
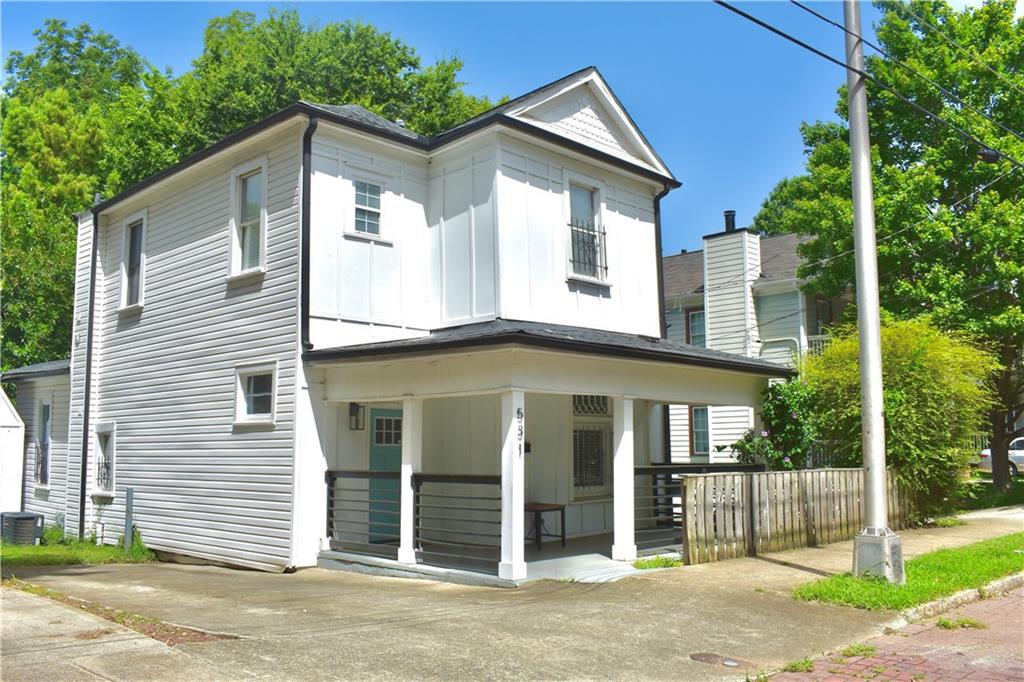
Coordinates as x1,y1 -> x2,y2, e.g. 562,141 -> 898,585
901,571 -> 1024,621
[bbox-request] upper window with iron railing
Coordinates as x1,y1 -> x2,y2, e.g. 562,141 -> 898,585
568,184 -> 607,281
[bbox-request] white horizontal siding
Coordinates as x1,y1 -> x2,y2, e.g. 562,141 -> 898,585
76,131 -> 302,570
15,377 -> 71,526
756,291 -> 801,366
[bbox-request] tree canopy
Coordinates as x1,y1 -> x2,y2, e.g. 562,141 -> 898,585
1,9 -> 499,374
753,0 -> 1023,487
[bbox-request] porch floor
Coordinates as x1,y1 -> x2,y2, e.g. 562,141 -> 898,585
320,533 -> 682,586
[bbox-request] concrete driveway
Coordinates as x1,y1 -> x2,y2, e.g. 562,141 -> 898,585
4,506 -> 1021,681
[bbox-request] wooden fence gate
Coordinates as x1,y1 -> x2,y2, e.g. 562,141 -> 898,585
679,468 -> 911,565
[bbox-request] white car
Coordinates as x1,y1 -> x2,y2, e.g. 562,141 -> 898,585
978,437 -> 1024,477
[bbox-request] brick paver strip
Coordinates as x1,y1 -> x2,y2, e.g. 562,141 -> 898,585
774,587 -> 1024,681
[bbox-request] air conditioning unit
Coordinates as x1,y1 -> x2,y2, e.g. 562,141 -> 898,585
1,512 -> 43,545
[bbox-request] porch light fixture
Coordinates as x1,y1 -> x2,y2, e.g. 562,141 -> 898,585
348,402 -> 365,430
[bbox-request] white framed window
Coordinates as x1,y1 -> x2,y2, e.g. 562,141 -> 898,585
690,406 -> 710,458
120,210 -> 147,310
36,401 -> 51,486
687,309 -> 706,347
572,395 -> 612,498
373,415 -> 402,446
228,158 -> 268,278
565,179 -> 607,282
353,180 -> 382,236
234,362 -> 277,425
94,423 -> 115,495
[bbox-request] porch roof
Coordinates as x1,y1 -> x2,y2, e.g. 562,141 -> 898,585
303,318 -> 791,378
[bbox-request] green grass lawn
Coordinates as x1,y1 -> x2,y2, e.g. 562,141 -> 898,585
1,533 -> 154,569
793,532 -> 1024,611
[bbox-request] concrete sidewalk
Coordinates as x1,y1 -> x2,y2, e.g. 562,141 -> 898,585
4,506 -> 1021,681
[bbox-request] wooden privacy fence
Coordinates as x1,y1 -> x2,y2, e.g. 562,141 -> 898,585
679,468 -> 911,565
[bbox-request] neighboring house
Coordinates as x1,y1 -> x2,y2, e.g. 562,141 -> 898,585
2,67 -> 788,578
662,211 -> 845,462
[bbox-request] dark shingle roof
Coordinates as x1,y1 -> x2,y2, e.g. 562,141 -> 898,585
302,103 -> 429,144
2,358 -> 70,381
304,318 -> 791,377
662,233 -> 815,300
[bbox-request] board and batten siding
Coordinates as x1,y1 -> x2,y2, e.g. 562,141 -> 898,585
495,135 -> 661,337
16,375 -> 72,524
72,127 -> 303,571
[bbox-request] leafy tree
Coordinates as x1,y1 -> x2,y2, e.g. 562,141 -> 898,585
753,0 -> 1024,490
803,318 -> 998,513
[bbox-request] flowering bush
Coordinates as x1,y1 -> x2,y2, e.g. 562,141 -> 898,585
732,380 -> 816,471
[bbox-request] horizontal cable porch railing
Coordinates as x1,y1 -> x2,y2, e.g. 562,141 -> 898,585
413,473 -> 502,574
326,470 -> 401,560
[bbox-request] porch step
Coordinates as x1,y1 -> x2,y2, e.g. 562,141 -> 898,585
317,550 -> 520,588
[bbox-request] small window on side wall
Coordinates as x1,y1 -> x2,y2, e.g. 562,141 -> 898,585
567,182 -> 607,282
235,363 -> 276,425
121,211 -> 146,309
95,425 -> 115,494
36,402 -> 51,485
353,180 -> 382,236
229,159 -> 268,278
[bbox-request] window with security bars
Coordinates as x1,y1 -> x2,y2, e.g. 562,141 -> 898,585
96,431 -> 114,493
568,184 -> 607,280
354,180 -> 381,236
573,394 -> 611,497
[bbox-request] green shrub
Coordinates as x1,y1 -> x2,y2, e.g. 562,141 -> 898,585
732,379 -> 817,470
803,318 -> 998,514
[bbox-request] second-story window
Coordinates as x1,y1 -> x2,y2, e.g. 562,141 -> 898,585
354,180 -> 381,236
239,170 -> 263,270
123,218 -> 145,307
568,184 -> 607,281
687,309 -> 706,347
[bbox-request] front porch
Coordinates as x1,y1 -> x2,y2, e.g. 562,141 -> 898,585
299,327 -> 786,583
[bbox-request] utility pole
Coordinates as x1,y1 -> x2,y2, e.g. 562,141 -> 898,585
845,0 -> 904,584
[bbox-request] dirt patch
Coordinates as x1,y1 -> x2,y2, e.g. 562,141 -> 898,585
3,578 -> 237,647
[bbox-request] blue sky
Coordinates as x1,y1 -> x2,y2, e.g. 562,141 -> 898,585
1,1 -> 889,253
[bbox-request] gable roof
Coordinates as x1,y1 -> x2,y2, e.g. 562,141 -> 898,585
2,358 -> 71,381
304,317 -> 792,377
94,68 -> 678,216
662,233 -> 814,301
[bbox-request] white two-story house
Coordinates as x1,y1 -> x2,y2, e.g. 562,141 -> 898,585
662,210 -> 845,462
4,68 -> 788,581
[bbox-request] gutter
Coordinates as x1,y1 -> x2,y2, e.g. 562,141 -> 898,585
300,115 -> 319,351
653,182 -> 673,339
79,206 -> 100,539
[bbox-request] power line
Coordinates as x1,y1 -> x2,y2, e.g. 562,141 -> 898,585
789,0 -> 1024,145
711,0 -> 1024,170
898,2 -> 1024,100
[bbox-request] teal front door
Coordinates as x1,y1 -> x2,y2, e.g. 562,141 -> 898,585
369,408 -> 402,544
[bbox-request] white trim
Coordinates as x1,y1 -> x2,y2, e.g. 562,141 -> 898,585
233,360 -> 278,426
119,209 -> 147,311
228,156 -> 270,277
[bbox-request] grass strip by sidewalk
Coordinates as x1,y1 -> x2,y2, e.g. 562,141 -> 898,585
2,578 -> 234,646
1,537 -> 154,568
793,532 -> 1024,611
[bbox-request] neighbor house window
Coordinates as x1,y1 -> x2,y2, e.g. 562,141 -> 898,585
230,159 -> 267,276
122,215 -> 145,308
686,309 -> 706,347
568,184 -> 607,281
235,363 -> 276,424
36,402 -> 51,485
95,425 -> 114,494
690,407 -> 710,458
354,180 -> 382,236
573,395 -> 611,497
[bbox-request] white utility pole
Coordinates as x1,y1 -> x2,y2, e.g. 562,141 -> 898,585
844,0 -> 904,583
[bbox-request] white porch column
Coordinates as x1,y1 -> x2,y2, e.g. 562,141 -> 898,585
612,396 -> 637,561
398,398 -> 423,564
499,390 -> 526,580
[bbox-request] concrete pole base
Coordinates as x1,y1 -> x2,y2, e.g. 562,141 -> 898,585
853,527 -> 905,584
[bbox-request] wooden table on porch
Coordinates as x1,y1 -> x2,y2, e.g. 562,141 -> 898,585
525,502 -> 566,551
